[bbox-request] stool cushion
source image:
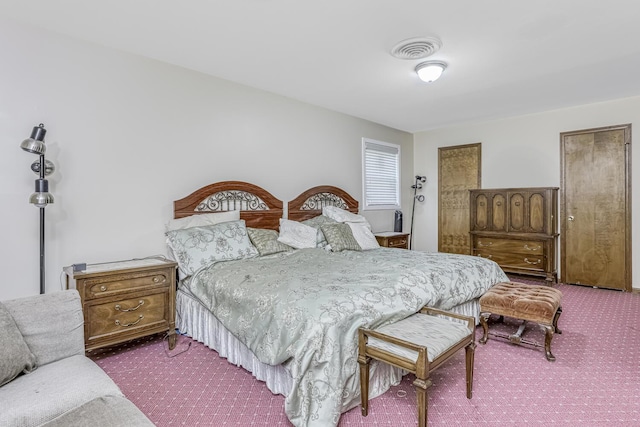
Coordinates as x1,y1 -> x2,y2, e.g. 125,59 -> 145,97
480,282 -> 562,324
368,314 -> 471,362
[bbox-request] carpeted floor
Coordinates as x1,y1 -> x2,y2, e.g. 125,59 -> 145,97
90,281 -> 640,426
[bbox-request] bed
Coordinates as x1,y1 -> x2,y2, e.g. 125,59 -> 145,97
171,181 -> 508,427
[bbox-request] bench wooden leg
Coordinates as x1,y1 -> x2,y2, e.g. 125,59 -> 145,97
479,312 -> 490,344
553,306 -> 563,334
358,356 -> 371,416
465,342 -> 475,399
413,377 -> 431,427
543,325 -> 556,362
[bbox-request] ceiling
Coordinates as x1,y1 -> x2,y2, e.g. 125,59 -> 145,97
3,0 -> 640,133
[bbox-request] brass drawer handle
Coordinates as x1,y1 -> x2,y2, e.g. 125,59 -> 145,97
477,254 -> 493,259
100,285 -> 107,292
524,244 -> 541,251
114,300 -> 144,312
524,258 -> 541,265
478,241 -> 493,247
115,315 -> 144,327
153,276 -> 160,283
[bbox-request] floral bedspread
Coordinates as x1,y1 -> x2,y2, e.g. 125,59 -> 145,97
186,248 -> 507,427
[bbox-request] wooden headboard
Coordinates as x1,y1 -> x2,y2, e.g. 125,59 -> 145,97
173,181 -> 283,230
288,185 -> 359,222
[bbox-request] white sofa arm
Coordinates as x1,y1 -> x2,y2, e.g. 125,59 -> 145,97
3,290 -> 84,366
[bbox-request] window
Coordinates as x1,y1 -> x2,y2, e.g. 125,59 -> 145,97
362,138 -> 401,210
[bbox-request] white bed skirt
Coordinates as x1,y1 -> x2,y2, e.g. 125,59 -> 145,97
175,287 -> 480,411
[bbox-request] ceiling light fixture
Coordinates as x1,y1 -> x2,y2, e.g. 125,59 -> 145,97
415,61 -> 447,83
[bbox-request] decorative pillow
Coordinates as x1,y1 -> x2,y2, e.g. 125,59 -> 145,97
302,215 -> 337,248
165,210 -> 241,232
0,302 -> 36,387
277,219 -> 318,249
320,223 -> 362,252
247,228 -> 293,256
347,222 -> 380,250
166,219 -> 258,276
322,206 -> 369,224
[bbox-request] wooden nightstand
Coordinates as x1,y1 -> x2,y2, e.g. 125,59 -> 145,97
375,232 -> 410,249
64,258 -> 178,352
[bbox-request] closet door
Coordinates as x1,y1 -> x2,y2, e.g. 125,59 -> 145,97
560,124 -> 631,291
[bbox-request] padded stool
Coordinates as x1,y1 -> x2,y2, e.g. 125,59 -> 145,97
358,307 -> 475,427
479,281 -> 563,361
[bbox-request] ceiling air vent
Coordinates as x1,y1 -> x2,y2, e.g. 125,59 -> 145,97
390,37 -> 442,60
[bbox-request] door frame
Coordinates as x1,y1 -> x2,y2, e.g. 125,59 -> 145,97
559,123 -> 632,291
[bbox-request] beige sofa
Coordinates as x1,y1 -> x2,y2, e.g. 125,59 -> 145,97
0,290 -> 155,427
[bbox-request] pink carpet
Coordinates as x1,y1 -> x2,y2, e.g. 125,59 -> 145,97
91,281 -> 640,426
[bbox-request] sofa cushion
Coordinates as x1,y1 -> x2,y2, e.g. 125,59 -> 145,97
40,395 -> 155,427
0,302 -> 37,386
4,290 -> 84,366
0,354 -> 123,427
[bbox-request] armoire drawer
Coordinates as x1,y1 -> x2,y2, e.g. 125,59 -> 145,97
474,237 -> 544,255
474,251 -> 545,273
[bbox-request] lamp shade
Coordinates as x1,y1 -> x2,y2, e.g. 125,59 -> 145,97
29,179 -> 54,208
415,61 -> 447,83
20,124 -> 47,155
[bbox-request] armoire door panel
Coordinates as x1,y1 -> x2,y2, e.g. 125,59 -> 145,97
509,193 -> 525,231
475,194 -> 488,230
492,194 -> 506,231
529,192 -> 545,233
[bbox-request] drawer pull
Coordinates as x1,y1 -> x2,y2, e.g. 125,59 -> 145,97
153,276 -> 160,283
478,241 -> 493,247
114,300 -> 144,312
524,258 -> 541,265
477,254 -> 493,259
115,315 -> 144,327
524,244 -> 541,251
100,285 -> 107,292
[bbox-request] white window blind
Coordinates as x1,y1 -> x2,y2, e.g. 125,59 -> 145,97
362,138 -> 400,210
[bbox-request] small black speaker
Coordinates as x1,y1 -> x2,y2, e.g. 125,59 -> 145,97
394,210 -> 403,232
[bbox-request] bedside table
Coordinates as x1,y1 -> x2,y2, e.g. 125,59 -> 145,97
375,232 -> 410,249
64,258 -> 178,352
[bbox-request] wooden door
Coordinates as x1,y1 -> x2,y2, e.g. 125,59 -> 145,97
560,124 -> 631,291
438,143 -> 481,254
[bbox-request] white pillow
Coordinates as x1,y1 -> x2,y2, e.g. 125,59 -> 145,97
347,223 -> 380,250
277,219 -> 318,249
322,206 -> 369,225
165,210 -> 240,232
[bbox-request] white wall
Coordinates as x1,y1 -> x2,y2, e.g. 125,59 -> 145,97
413,96 -> 640,289
0,19 -> 413,300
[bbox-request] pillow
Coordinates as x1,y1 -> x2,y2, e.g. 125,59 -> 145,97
302,215 -> 337,248
166,219 -> 258,276
165,210 -> 241,232
247,228 -> 293,256
0,302 -> 36,387
322,206 -> 369,225
347,222 -> 380,250
320,223 -> 362,252
277,219 -> 318,249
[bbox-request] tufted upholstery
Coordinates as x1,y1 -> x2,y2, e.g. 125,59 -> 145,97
480,282 -> 562,325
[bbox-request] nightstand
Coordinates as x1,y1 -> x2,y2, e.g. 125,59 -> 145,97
375,232 -> 410,249
64,258 -> 178,352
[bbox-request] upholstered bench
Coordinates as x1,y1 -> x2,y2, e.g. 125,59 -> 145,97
358,307 -> 475,427
479,282 -> 563,361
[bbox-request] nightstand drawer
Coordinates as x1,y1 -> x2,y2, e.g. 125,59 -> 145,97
86,292 -> 169,342
375,233 -> 410,249
83,268 -> 172,300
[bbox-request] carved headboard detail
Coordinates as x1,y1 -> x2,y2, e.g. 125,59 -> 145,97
288,185 -> 359,222
173,181 -> 283,230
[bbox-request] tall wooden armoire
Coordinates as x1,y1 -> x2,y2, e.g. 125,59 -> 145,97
469,187 -> 558,282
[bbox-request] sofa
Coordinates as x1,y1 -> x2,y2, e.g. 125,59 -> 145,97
0,289 -> 155,427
